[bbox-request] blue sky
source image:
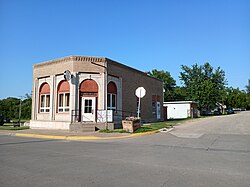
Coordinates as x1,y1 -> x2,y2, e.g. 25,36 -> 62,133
0,0 -> 249,99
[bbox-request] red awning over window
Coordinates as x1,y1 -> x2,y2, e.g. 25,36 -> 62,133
58,80 -> 70,92
80,79 -> 98,93
40,83 -> 50,94
107,81 -> 117,94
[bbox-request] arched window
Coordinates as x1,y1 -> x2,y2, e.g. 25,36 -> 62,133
58,80 -> 70,112
80,79 -> 98,96
107,81 -> 117,110
39,82 -> 50,113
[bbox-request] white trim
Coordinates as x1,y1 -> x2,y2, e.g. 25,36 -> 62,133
40,94 -> 50,113
107,93 -> 116,110
58,92 -> 70,113
164,101 -> 198,105
81,97 -> 96,122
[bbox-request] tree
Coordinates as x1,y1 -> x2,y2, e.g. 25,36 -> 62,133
174,86 -> 187,101
147,69 -> 177,101
0,94 -> 32,120
179,62 -> 227,113
0,97 -> 20,119
246,79 -> 250,94
225,87 -> 250,109
21,95 -> 32,119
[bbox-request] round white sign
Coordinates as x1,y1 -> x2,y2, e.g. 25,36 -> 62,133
64,70 -> 71,81
135,87 -> 146,98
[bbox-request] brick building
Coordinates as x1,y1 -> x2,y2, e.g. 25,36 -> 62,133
30,56 -> 163,130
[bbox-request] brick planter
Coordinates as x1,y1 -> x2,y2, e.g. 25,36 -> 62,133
122,119 -> 141,133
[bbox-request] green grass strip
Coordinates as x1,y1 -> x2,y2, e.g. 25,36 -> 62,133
0,126 -> 30,131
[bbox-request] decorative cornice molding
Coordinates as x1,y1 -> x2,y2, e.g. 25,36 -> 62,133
33,56 -> 106,68
33,55 -> 162,83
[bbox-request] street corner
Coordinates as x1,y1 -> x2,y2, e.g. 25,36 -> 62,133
14,129 -> 160,141
159,127 -> 174,133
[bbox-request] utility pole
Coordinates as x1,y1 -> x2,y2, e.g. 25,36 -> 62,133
18,96 -> 23,124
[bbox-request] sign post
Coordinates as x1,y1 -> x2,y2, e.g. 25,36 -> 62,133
135,87 -> 146,119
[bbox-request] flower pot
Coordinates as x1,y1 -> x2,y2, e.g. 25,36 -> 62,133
122,119 -> 141,133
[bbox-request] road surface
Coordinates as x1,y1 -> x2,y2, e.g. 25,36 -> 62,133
0,111 -> 249,186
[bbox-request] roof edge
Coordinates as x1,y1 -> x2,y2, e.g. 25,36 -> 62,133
163,101 -> 198,104
33,56 -> 163,83
105,58 -> 163,83
33,56 -> 106,68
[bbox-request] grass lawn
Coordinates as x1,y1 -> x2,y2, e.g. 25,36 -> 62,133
134,121 -> 175,133
98,118 -> 195,134
134,123 -> 172,133
99,129 -> 128,133
135,118 -> 198,133
0,123 -> 30,130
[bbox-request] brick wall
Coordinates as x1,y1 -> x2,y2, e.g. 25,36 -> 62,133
107,59 -> 163,122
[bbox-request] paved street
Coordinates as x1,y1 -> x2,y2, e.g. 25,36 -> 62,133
0,111 -> 250,187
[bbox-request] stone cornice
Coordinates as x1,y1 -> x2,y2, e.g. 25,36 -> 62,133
33,56 -> 106,68
33,55 -> 162,83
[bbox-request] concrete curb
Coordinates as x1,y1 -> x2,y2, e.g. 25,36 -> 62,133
14,130 -> 160,141
159,127 -> 174,133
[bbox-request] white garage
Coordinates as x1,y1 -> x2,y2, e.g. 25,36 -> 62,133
163,101 -> 199,119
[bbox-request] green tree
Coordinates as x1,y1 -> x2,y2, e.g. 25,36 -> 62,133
179,62 -> 227,113
246,79 -> 250,94
0,94 -> 32,120
174,86 -> 187,101
147,69 -> 177,101
0,97 -> 20,119
225,87 -> 250,109
21,94 -> 32,119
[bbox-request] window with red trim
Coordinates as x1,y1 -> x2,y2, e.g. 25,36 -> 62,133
107,82 -> 117,110
58,80 -> 70,113
39,83 -> 50,113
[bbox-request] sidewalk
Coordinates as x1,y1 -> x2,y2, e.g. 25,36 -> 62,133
0,128 -> 159,140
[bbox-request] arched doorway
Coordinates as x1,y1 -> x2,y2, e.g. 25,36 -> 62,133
79,79 -> 98,122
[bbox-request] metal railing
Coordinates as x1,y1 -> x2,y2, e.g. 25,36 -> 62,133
71,110 -> 80,123
71,109 -> 137,123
